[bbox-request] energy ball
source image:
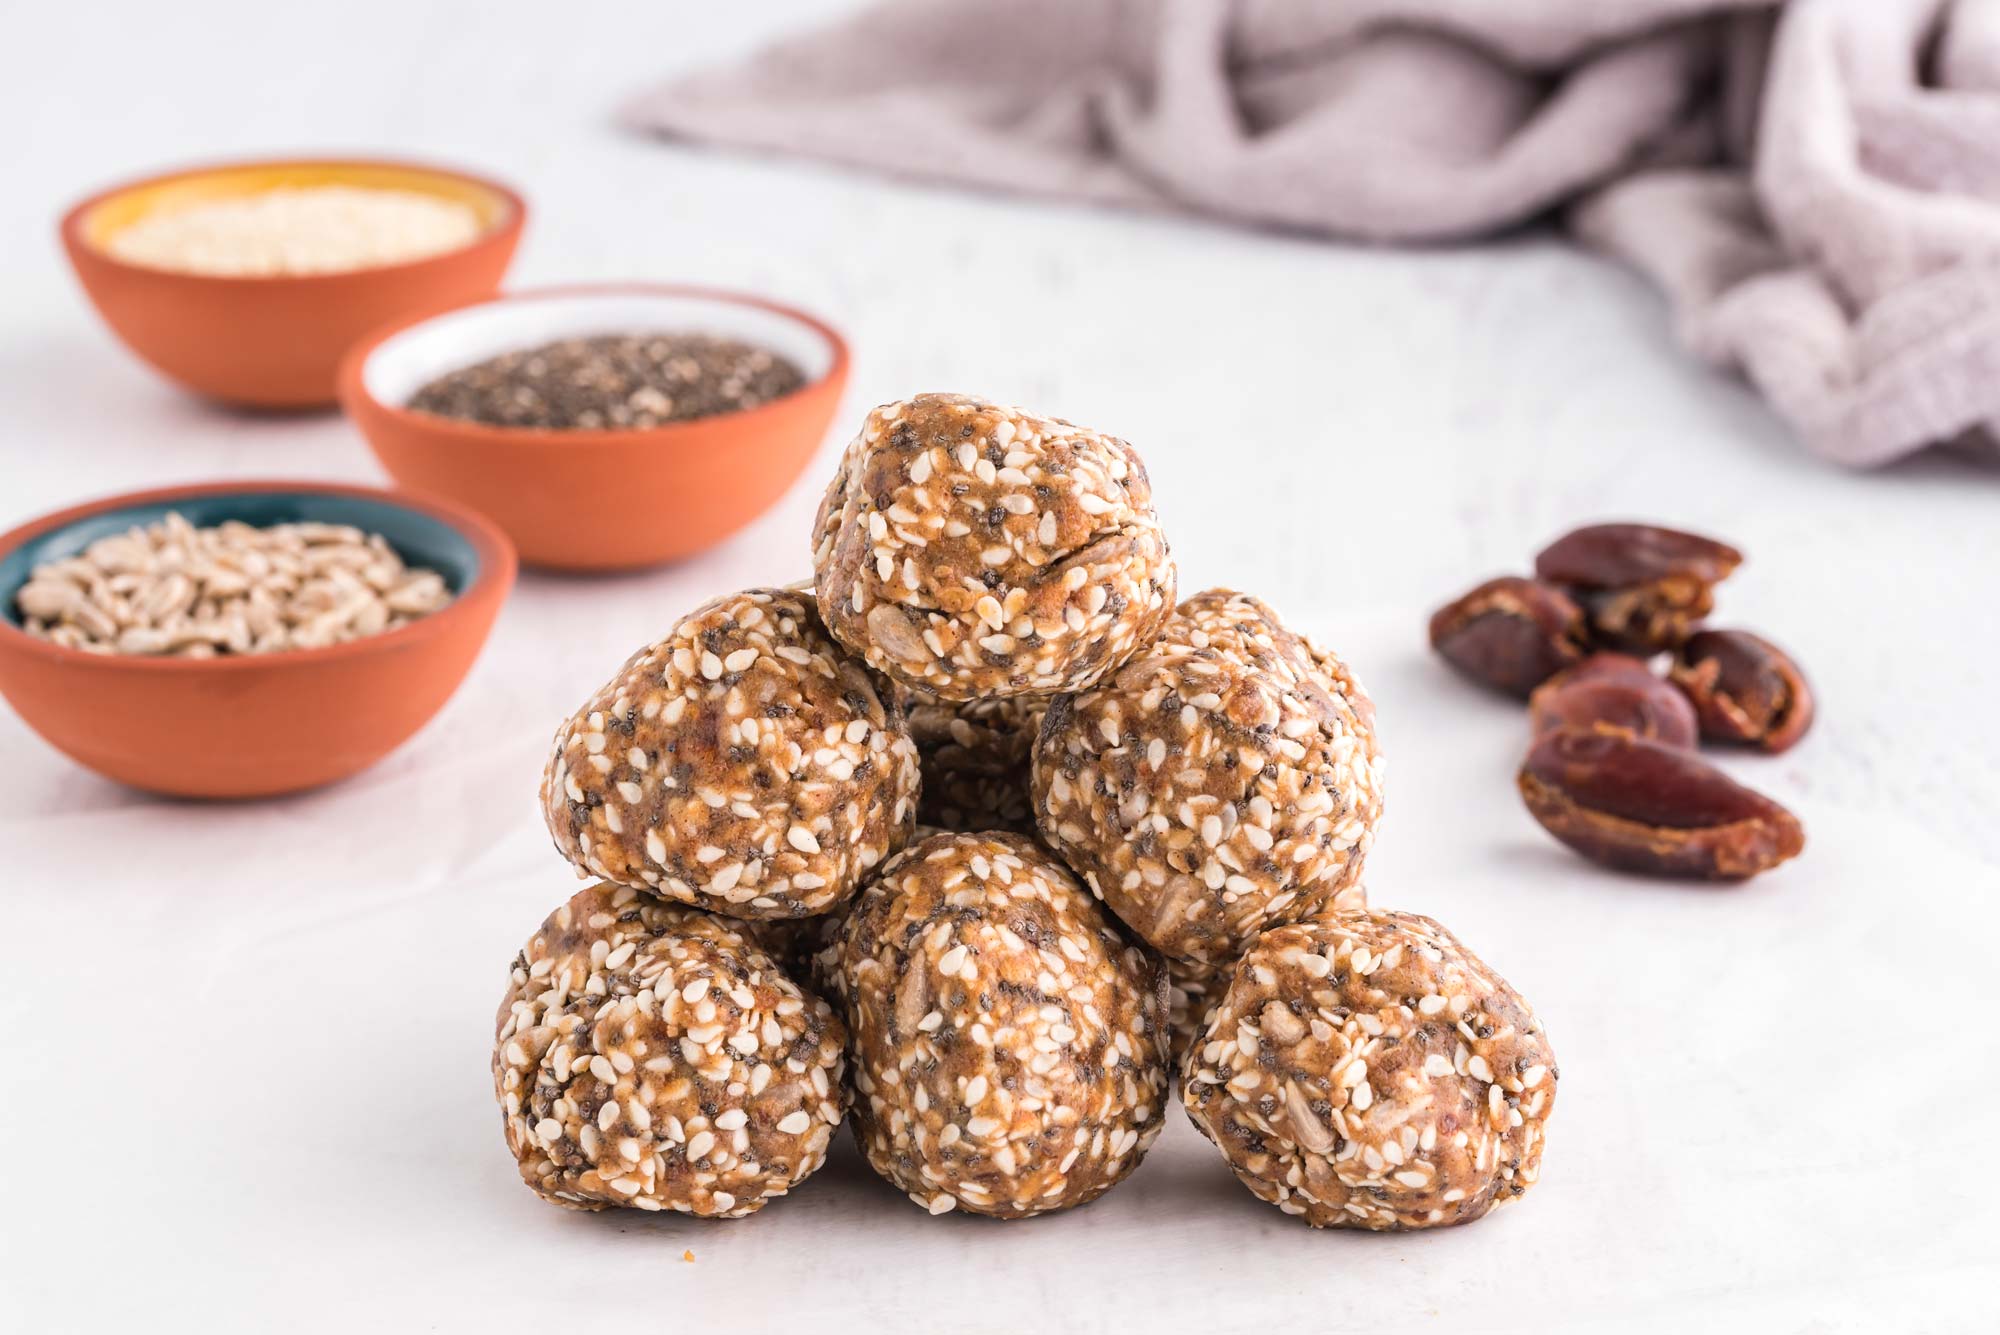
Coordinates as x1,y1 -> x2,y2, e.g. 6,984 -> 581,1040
1183,909 -> 1558,1231
1164,956 -> 1229,1071
838,831 -> 1170,1218
900,685 -> 1046,833
1032,589 -> 1385,964
812,393 -> 1177,701
730,916 -> 820,977
493,881 -> 847,1218
542,588 -> 921,918
797,821 -> 971,1008
1164,881 -> 1367,1065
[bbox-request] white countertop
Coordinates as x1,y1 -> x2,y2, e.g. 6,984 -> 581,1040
3,3 -> 1996,1331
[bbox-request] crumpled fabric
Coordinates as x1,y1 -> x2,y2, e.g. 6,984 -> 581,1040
626,0 -> 2000,467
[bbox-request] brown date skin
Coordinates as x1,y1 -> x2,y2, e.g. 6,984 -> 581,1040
1670,630 -> 1814,753
1518,727 -> 1804,880
1428,576 -> 1589,698
1531,653 -> 1661,693
1528,653 -> 1699,749
1535,523 -> 1743,653
1535,523 -> 1742,590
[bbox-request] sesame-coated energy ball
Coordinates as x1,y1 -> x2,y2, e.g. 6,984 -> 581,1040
493,881 -> 848,1218
729,915 -> 820,978
838,831 -> 1171,1218
1031,589 -> 1385,964
899,685 -> 1046,833
542,588 -> 921,918
1164,881 -> 1367,1065
812,393 -> 1177,701
1183,909 -> 1558,1231
1164,955 -> 1230,1071
792,820 -> 967,1008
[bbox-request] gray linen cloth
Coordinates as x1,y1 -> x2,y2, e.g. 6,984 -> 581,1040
627,0 -> 2000,467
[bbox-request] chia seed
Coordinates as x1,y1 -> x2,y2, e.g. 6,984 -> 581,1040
407,332 -> 807,430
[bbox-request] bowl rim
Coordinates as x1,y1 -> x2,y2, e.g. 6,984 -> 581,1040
336,282 -> 852,450
0,479 -> 518,673
58,154 -> 528,286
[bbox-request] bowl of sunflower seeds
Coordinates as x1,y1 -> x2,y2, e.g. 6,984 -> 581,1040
0,479 -> 515,796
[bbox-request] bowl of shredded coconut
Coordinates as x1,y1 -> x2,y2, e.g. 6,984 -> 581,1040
61,157 -> 525,408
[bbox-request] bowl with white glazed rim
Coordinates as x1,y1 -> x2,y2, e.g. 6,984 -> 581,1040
339,284 -> 850,572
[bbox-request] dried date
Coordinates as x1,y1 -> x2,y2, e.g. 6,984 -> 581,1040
1528,653 -> 1698,749
1518,727 -> 1804,879
1428,576 -> 1589,698
1535,523 -> 1742,653
1670,630 -> 1814,753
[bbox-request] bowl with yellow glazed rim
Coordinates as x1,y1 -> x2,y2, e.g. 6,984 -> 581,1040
61,157 -> 525,409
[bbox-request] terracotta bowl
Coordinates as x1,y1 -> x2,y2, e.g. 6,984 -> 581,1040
0,481 -> 516,798
339,285 -> 849,572
61,158 -> 525,409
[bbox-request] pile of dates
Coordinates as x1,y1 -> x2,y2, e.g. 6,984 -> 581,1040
1429,523 -> 1811,881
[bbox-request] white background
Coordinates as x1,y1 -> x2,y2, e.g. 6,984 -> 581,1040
2,3 -> 1996,1331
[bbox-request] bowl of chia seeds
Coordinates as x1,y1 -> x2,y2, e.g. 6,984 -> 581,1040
339,285 -> 849,571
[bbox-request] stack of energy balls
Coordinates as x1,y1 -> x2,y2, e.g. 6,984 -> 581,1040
497,392 -> 1559,1231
